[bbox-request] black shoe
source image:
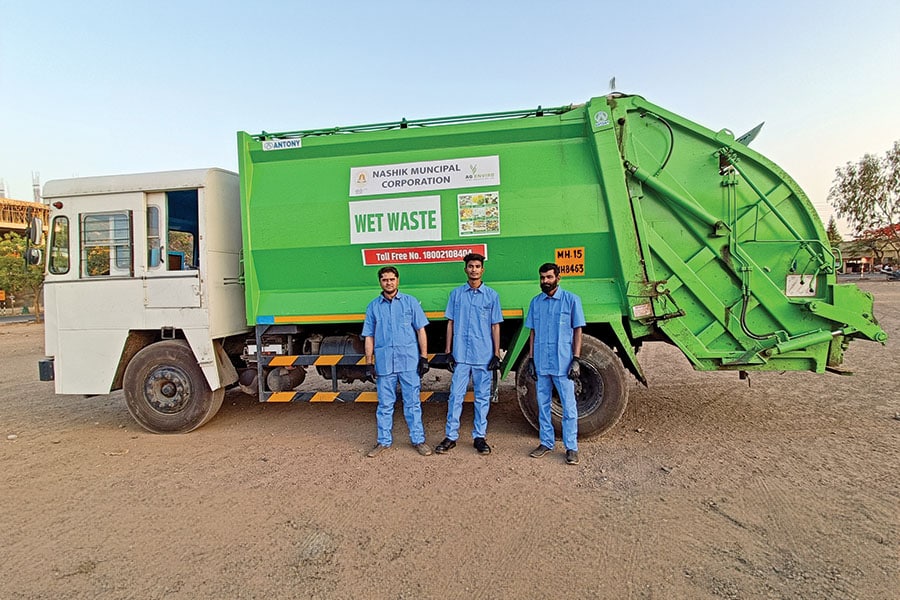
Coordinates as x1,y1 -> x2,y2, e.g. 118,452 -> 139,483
529,444 -> 552,458
474,437 -> 491,455
565,449 -> 580,465
366,443 -> 389,458
435,437 -> 456,454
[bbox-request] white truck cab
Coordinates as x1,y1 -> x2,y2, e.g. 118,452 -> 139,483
39,168 -> 249,432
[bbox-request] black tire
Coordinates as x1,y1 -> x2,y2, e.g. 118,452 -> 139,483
516,335 -> 628,439
123,340 -> 225,434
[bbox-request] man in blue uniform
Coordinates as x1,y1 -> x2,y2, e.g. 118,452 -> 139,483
362,266 -> 433,458
524,262 -> 586,465
435,253 -> 503,455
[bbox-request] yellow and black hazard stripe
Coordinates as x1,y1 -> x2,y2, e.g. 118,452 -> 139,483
264,391 -> 475,403
263,354 -> 368,368
262,353 -> 450,368
259,353 -> 490,403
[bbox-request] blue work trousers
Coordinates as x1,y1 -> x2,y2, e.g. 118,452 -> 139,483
375,371 -> 426,446
536,374 -> 578,451
446,363 -> 492,440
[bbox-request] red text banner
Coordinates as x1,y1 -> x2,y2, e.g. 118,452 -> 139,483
362,243 -> 488,266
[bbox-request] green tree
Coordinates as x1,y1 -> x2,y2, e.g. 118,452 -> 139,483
825,216 -> 842,246
0,232 -> 46,320
168,230 -> 195,266
828,141 -> 900,257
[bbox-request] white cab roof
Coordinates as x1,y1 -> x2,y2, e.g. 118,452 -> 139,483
43,168 -> 236,198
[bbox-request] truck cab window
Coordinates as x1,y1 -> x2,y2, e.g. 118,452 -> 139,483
48,216 -> 70,274
166,190 -> 198,269
81,211 -> 133,277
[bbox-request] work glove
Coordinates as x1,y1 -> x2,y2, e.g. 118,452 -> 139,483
365,363 -> 377,382
487,355 -> 502,371
524,357 -> 537,381
446,353 -> 456,373
567,357 -> 582,380
417,356 -> 430,377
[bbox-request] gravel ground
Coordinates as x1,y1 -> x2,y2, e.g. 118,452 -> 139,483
1,281 -> 897,599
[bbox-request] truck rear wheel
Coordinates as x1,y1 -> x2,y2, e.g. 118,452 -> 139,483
123,340 -> 224,434
516,335 -> 628,438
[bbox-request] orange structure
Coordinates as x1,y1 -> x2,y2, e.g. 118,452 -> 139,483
0,197 -> 49,236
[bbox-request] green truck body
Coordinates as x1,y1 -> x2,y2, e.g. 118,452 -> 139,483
235,93 -> 884,437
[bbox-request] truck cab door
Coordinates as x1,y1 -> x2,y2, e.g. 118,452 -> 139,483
144,190 -> 201,309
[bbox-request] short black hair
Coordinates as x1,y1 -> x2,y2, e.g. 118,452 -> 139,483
538,262 -> 559,276
377,266 -> 399,279
463,253 -> 485,266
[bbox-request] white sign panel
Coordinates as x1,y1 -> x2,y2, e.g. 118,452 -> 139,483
350,156 -> 500,197
785,274 -> 817,297
349,196 -> 442,244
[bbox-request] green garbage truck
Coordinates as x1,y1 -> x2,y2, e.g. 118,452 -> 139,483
39,93 -> 885,435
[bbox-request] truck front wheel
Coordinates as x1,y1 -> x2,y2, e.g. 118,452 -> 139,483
516,335 -> 628,439
123,340 -> 225,433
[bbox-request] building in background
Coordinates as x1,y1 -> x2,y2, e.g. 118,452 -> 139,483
838,226 -> 900,274
0,196 -> 49,238
0,174 -> 48,237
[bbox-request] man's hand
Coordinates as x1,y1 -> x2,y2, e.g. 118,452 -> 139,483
487,355 -> 502,371
417,356 -> 430,377
567,357 -> 582,380
365,363 -> 377,382
446,353 -> 456,373
525,357 -> 537,381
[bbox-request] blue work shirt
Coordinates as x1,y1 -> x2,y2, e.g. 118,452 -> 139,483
525,287 -> 586,376
362,291 -> 429,376
445,283 -> 503,365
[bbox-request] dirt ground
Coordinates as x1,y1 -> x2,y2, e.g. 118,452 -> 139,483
2,281 -> 898,600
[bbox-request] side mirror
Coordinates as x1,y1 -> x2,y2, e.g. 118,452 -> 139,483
25,248 -> 43,266
28,218 -> 44,246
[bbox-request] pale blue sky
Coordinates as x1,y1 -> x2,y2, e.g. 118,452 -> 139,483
3,0 -> 899,233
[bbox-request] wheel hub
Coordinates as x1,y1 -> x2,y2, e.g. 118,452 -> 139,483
144,367 -> 192,414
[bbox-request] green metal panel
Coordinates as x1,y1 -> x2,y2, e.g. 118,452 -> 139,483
238,106 -> 625,320
237,94 -> 884,374
609,95 -> 884,371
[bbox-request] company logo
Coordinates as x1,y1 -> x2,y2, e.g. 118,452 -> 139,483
357,172 -> 368,185
594,111 -> 610,128
465,163 -> 496,182
261,138 -> 303,151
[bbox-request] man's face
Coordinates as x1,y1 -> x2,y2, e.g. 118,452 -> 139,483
379,272 -> 399,296
539,270 -> 559,294
465,260 -> 484,283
